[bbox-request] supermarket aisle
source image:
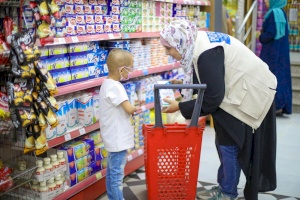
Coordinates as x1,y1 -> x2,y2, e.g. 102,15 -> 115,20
98,114 -> 300,200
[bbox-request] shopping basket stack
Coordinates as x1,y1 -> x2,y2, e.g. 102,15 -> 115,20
143,84 -> 207,200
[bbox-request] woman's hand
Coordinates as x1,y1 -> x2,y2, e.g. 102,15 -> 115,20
169,79 -> 183,84
161,98 -> 179,113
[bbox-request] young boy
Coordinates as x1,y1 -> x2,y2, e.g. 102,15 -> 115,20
99,49 -> 137,200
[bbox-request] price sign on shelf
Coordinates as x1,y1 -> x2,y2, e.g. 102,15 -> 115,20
79,128 -> 86,135
108,34 -> 114,39
95,172 -> 102,180
138,149 -> 143,155
141,105 -> 146,112
71,36 -> 79,43
64,133 -> 72,141
56,38 -> 66,44
127,155 -> 133,161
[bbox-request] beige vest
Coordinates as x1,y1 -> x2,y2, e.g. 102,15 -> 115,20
192,31 -> 277,129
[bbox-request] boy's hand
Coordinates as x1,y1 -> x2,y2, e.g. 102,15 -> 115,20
161,98 -> 179,113
134,106 -> 142,115
169,79 -> 183,84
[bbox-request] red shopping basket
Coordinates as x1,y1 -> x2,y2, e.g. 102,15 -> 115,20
143,84 -> 207,200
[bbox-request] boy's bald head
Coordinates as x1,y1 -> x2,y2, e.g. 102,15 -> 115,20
106,49 -> 133,73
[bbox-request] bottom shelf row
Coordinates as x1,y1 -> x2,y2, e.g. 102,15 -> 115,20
0,148 -> 144,200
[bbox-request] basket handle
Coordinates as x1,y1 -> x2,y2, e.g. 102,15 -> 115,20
154,84 -> 207,128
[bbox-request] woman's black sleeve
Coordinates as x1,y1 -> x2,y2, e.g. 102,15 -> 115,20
179,46 -> 225,119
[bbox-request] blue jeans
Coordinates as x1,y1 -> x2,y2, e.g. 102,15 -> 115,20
217,145 -> 241,198
106,150 -> 127,200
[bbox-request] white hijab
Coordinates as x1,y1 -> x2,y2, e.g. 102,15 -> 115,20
160,20 -> 198,100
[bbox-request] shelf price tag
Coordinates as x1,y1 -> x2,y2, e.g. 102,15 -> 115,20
57,38 -> 66,44
127,155 -> 133,161
141,105 -> 146,112
142,69 -> 148,75
138,149 -> 143,155
79,128 -> 86,135
108,34 -> 114,39
95,172 -> 102,180
71,36 -> 79,43
64,133 -> 71,141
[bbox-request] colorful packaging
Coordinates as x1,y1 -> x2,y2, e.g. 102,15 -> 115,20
66,95 -> 78,128
76,25 -> 87,35
70,66 -> 89,83
50,69 -> 72,86
55,100 -> 68,137
86,15 -> 95,24
48,45 -> 68,57
86,25 -> 96,34
94,142 -> 108,161
67,151 -> 95,174
95,24 -> 104,34
58,140 -> 94,162
77,93 -> 93,126
68,43 -> 88,54
69,55 -> 88,67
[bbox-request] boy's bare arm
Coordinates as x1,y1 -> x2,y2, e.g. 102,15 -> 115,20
121,100 -> 137,114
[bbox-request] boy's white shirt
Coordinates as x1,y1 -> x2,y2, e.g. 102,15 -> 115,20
99,79 -> 134,152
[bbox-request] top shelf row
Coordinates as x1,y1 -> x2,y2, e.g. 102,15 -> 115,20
38,29 -> 209,46
153,0 -> 210,5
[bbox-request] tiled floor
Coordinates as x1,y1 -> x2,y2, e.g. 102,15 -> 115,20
98,114 -> 300,200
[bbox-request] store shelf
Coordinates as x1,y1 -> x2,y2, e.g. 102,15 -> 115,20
56,62 -> 180,96
36,33 -> 122,46
154,0 -> 210,5
122,32 -> 160,39
47,122 -> 100,148
53,148 -> 144,200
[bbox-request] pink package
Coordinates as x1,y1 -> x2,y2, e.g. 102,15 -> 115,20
112,24 -> 120,33
75,5 -> 84,14
66,25 -> 77,36
65,0 -> 74,4
94,15 -> 104,24
112,14 -> 120,23
94,6 -> 103,14
97,0 -> 107,5
65,4 -> 75,14
76,15 -> 86,25
84,5 -> 94,14
86,15 -> 95,24
89,0 -> 98,5
77,25 -> 87,35
67,15 -> 77,26
95,24 -> 104,34
104,24 -> 112,33
86,25 -> 96,34
104,15 -> 112,24
74,0 -> 85,4
111,6 -> 120,14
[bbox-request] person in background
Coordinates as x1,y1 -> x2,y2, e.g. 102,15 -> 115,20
222,5 -> 233,36
160,20 -> 277,200
259,0 -> 292,116
99,49 -> 138,200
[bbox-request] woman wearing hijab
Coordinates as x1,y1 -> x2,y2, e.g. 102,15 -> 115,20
259,0 -> 292,116
160,20 -> 277,200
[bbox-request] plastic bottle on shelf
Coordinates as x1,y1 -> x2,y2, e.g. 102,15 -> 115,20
43,157 -> 53,175
36,160 -> 45,176
31,180 -> 39,192
47,177 -> 57,189
57,151 -> 66,167
55,173 -> 64,194
39,181 -> 49,193
50,154 -> 60,170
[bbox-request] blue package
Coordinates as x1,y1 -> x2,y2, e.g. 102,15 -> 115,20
50,69 -> 72,86
87,41 -> 100,52
87,53 -> 100,64
88,65 -> 102,78
48,56 -> 70,71
69,54 -> 88,67
98,49 -> 108,62
100,63 -> 109,76
70,66 -> 90,83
